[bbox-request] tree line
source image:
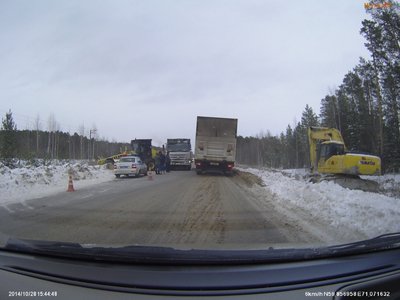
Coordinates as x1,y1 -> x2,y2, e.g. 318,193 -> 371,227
237,104 -> 319,169
237,1 -> 400,173
0,110 -> 129,166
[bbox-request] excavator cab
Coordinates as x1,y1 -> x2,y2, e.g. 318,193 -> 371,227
316,141 -> 345,173
318,141 -> 345,161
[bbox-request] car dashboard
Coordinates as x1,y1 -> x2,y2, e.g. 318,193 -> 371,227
0,247 -> 399,299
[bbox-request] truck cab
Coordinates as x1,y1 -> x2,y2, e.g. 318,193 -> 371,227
166,139 -> 192,170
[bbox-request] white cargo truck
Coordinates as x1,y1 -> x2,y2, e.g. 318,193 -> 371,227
194,116 -> 238,175
166,138 -> 192,170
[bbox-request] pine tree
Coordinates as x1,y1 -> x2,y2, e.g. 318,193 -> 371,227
356,58 -> 381,155
301,104 -> 319,128
0,110 -> 18,166
362,0 -> 400,170
320,95 -> 339,129
342,70 -> 375,152
381,71 -> 400,171
299,105 -> 319,167
285,125 -> 296,168
361,17 -> 386,157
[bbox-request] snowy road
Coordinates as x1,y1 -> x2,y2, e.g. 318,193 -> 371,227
1,166 -> 398,249
0,170 -> 304,248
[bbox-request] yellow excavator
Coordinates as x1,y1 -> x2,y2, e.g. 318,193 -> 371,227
97,150 -> 134,165
98,141 -> 160,170
308,127 -> 381,191
308,127 -> 381,176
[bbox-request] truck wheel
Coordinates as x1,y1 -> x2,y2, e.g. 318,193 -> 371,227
115,174 -> 121,178
196,170 -> 202,175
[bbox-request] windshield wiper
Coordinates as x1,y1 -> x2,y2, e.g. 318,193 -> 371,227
324,232 -> 400,254
3,233 -> 400,265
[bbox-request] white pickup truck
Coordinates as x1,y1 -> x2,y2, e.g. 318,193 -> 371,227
194,116 -> 238,175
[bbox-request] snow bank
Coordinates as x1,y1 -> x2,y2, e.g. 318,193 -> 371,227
242,167 -> 400,240
0,161 -> 114,206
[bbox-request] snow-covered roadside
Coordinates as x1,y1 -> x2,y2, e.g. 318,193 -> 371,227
240,167 -> 400,242
0,161 -> 114,206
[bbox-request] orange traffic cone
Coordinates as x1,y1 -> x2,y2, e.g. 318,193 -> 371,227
67,175 -> 75,192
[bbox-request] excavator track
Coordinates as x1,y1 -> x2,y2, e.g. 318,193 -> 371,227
309,174 -> 379,193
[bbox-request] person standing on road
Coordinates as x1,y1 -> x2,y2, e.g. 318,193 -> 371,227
166,151 -> 171,173
160,151 -> 166,174
155,151 -> 161,175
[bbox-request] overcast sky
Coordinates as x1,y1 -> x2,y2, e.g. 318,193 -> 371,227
0,0 -> 371,145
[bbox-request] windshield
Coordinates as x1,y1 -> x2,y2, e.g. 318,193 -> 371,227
119,157 -> 136,163
0,0 -> 399,260
167,143 -> 191,152
320,143 -> 345,160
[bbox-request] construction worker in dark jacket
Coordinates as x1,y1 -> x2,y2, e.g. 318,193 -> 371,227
166,151 -> 171,172
155,151 -> 161,174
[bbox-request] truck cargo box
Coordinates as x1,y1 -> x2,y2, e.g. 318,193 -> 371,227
194,116 -> 238,175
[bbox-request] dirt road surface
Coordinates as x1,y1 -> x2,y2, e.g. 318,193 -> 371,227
0,170 -> 336,249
